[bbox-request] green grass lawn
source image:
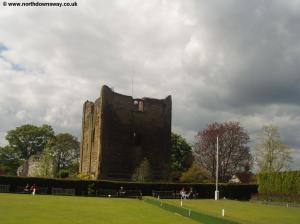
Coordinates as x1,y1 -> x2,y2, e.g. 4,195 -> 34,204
1,194 -> 299,224
0,194 -> 198,224
164,198 -> 300,224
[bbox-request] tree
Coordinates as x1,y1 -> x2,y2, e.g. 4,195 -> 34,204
254,125 -> 292,172
171,133 -> 193,172
235,163 -> 254,183
5,124 -> 54,160
194,121 -> 252,182
180,164 -> 211,183
0,146 -> 21,175
46,133 -> 80,177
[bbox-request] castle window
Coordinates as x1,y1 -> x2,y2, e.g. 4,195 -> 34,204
138,101 -> 144,112
133,99 -> 144,112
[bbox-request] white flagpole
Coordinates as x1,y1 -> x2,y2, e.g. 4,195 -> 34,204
131,74 -> 134,98
215,136 -> 219,200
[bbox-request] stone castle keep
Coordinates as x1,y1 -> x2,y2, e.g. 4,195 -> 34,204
79,85 -> 172,180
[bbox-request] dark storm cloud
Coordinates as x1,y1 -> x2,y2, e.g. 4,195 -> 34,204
181,0 -> 300,108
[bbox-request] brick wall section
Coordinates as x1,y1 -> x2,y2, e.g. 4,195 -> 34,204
80,85 -> 172,180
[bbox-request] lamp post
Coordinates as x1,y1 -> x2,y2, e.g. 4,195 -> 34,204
215,136 -> 219,200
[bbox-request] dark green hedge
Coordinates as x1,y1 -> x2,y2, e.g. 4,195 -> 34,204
252,193 -> 300,203
258,171 -> 300,195
0,175 -> 257,200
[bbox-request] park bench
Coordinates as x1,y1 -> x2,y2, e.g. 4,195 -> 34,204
123,190 -> 142,199
0,184 -> 10,193
95,189 -> 142,199
174,191 -> 198,199
15,186 -> 48,194
16,186 -> 27,193
51,187 -> 75,196
37,187 -> 49,195
152,190 -> 176,199
96,189 -> 119,197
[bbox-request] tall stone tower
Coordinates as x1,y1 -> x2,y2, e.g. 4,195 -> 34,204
80,85 -> 172,180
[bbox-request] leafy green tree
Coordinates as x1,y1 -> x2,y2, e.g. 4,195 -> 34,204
77,172 -> 94,180
180,164 -> 211,183
0,146 -> 21,175
46,133 -> 80,177
5,124 -> 54,160
171,133 -> 193,172
255,125 -> 292,172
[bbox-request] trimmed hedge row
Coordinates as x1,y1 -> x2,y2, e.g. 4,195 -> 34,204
0,175 -> 257,200
252,193 -> 300,203
258,171 -> 300,195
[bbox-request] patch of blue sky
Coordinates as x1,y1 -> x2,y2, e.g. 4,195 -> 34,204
11,63 -> 25,71
0,43 -> 8,53
0,44 -> 25,72
0,56 -> 25,71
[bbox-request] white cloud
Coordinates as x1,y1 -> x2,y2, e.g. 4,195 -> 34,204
0,0 -> 299,169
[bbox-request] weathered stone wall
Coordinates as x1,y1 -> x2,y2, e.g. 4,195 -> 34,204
17,154 -> 45,177
80,100 -> 101,177
80,85 -> 172,180
100,86 -> 135,179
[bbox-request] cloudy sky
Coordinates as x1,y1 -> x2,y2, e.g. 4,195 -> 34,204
0,0 -> 299,169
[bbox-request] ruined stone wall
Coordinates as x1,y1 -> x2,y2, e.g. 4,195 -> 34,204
17,154 -> 48,177
79,100 -> 101,177
80,85 -> 172,180
131,96 -> 172,179
100,86 -> 135,179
